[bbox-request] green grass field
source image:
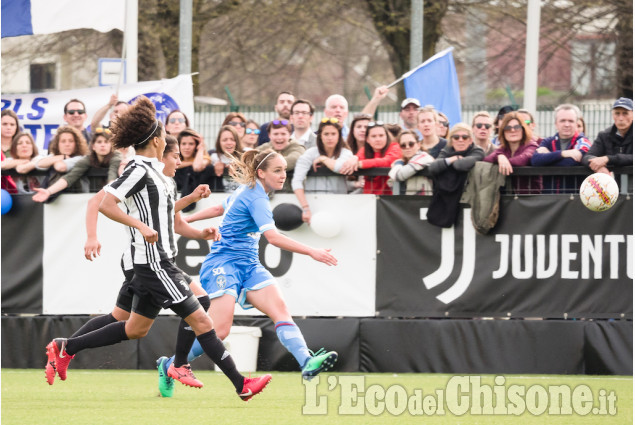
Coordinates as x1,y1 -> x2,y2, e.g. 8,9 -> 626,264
2,369 -> 632,425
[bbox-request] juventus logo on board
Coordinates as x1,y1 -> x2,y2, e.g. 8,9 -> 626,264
421,208 -> 476,304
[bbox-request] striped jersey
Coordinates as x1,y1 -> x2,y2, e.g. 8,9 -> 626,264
209,181 -> 276,261
105,155 -> 177,264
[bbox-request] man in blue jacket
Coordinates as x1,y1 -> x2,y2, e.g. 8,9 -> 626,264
531,104 -> 591,193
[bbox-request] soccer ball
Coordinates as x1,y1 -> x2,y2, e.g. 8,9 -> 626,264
579,173 -> 619,212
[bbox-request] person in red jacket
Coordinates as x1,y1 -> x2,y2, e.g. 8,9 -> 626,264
340,121 -> 402,195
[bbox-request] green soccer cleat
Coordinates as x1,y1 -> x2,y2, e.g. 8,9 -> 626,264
157,356 -> 174,398
301,348 -> 338,380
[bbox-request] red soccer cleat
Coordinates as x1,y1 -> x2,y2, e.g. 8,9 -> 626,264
238,374 -> 272,401
45,338 -> 74,383
167,363 -> 203,388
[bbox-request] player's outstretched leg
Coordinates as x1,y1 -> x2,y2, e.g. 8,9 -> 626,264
301,348 -> 338,380
238,374 -> 273,401
45,338 -> 74,384
156,356 -> 175,397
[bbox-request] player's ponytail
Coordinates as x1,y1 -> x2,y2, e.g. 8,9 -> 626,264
230,149 -> 278,188
110,96 -> 163,150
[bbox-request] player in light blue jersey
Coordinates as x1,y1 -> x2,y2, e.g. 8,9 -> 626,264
157,149 -> 338,395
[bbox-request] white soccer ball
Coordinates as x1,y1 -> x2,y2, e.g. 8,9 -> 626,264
579,173 -> 619,212
310,211 -> 342,238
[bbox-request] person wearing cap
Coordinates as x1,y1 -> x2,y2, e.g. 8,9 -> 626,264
361,86 -> 422,138
531,103 -> 591,193
582,97 -> 633,175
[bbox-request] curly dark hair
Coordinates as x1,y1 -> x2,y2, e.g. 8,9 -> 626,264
110,96 -> 163,150
48,126 -> 88,156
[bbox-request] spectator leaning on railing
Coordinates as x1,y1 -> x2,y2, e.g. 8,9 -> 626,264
388,129 -> 433,195
1,132 -> 45,194
531,104 -> 591,193
582,97 -> 633,176
485,113 -> 542,195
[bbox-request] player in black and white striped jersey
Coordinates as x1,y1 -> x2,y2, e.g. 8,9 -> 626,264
44,96 -> 271,401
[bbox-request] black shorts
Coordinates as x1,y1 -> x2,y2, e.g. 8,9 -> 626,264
130,260 -> 197,319
115,269 -> 135,313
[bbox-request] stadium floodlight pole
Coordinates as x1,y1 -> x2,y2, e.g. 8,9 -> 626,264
523,0 -> 541,115
410,0 -> 423,70
179,0 -> 193,75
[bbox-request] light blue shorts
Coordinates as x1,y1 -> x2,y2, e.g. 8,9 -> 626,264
199,255 -> 275,309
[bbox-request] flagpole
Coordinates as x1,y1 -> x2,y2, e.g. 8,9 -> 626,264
386,47 -> 455,89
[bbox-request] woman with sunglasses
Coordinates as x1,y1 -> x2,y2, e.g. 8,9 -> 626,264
340,121 -> 401,195
437,112 -> 450,138
221,112 -> 248,139
292,117 -> 353,223
389,130 -> 434,195
241,119 -> 261,150
418,107 -> 447,158
165,110 -> 190,136
427,124 -> 484,227
32,128 -> 121,202
211,125 -> 244,192
485,113 -> 542,194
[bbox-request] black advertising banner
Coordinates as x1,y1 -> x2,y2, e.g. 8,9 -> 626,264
1,195 -> 43,314
376,195 -> 633,318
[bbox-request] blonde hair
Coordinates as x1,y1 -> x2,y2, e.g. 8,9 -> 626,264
471,111 -> 492,126
417,106 -> 438,123
230,149 -> 280,188
447,123 -> 473,147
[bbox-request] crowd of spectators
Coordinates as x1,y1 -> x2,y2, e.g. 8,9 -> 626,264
0,90 -> 631,203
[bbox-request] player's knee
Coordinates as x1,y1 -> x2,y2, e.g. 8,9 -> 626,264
126,326 -> 150,339
214,323 -> 231,340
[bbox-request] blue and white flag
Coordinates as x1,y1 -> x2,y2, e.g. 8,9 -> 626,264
403,47 -> 462,127
1,0 -> 124,38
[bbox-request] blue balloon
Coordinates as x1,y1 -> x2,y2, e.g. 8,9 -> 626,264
1,189 -> 13,215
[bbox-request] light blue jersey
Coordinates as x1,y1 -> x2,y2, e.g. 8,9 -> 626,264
200,181 -> 277,307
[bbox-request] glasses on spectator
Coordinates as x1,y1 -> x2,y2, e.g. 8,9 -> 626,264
399,141 -> 417,149
439,121 -> 449,128
94,127 -> 112,135
367,121 -> 385,128
321,117 -> 339,124
245,128 -> 261,135
524,120 -> 532,124
272,119 -> 289,126
169,117 -> 186,124
66,109 -> 85,115
293,111 -> 312,116
451,134 -> 470,141
504,125 -> 523,132
474,123 -> 492,129
228,121 -> 246,128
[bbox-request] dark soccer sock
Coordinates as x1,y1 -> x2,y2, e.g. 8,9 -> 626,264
196,329 -> 244,391
70,313 -> 118,338
65,321 -> 129,356
174,296 -> 210,367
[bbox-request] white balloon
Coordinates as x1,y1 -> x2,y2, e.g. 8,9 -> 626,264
310,211 -> 342,238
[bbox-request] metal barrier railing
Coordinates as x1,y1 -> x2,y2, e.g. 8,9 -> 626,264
3,166 -> 632,196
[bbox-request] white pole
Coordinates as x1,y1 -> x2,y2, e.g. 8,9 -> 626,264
410,0 -> 423,69
179,0 -> 193,75
125,0 -> 138,83
523,0 -> 541,114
